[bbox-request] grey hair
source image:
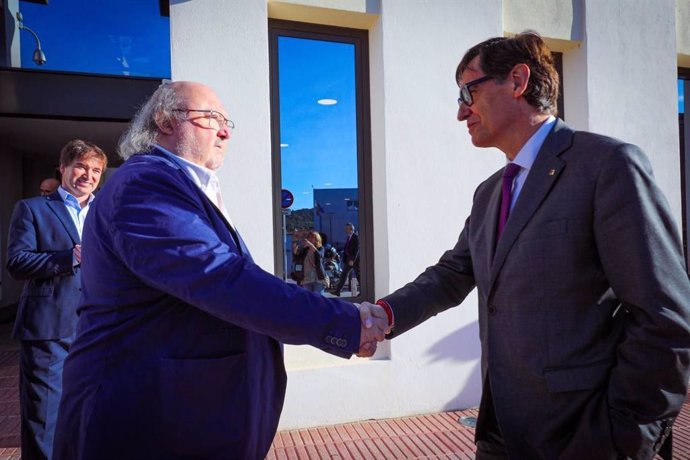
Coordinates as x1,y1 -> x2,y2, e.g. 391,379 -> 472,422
118,82 -> 184,160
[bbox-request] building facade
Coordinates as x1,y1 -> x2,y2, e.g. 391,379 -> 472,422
2,0 -> 689,430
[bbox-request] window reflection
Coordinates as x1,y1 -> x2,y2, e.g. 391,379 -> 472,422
276,36 -> 362,298
14,0 -> 170,77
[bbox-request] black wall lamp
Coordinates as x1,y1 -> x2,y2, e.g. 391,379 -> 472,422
15,11 -> 46,65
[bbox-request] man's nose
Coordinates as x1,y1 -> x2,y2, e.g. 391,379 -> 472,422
457,103 -> 471,121
218,126 -> 231,140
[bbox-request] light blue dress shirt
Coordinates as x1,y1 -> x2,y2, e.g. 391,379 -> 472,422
57,186 -> 95,238
507,115 -> 556,210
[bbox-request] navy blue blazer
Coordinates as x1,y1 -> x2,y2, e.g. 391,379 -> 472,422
54,149 -> 362,460
7,191 -> 81,340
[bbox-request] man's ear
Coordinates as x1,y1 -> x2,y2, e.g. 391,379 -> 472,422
155,112 -> 175,135
510,63 -> 530,98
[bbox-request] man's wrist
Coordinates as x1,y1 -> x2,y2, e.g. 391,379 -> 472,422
376,300 -> 394,327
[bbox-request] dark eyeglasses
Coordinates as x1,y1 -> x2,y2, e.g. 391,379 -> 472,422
457,75 -> 493,107
172,109 -> 235,130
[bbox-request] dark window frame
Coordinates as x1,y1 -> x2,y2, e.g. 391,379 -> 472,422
268,19 -> 374,302
553,52 -> 565,120
679,67 -> 690,269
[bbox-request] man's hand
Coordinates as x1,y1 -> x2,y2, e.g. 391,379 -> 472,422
357,302 -> 392,357
73,244 -> 82,264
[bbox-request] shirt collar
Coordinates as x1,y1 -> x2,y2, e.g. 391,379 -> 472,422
510,115 -> 556,170
57,185 -> 95,208
155,144 -> 217,190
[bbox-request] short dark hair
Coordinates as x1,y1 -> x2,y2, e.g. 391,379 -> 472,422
59,139 -> 108,169
456,31 -> 559,116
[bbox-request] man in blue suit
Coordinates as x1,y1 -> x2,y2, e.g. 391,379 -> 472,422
53,81 -> 390,460
7,139 -> 107,460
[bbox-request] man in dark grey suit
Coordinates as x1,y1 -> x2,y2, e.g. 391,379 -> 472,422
362,32 -> 690,459
7,139 -> 107,459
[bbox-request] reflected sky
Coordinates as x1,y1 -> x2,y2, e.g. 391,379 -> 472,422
17,0 -> 170,77
278,37 -> 357,210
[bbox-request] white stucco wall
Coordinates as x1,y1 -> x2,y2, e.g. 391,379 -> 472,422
678,0 -> 690,66
583,0 -> 681,222
170,0 -> 687,430
170,0 -> 275,269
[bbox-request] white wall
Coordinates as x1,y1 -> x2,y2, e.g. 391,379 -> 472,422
170,0 -> 688,430
584,0 -> 681,220
170,0 -> 275,269
678,0 -> 690,66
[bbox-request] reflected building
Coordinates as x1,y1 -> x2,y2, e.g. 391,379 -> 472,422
313,187 -> 358,250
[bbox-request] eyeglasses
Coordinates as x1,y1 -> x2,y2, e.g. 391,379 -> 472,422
172,109 -> 235,130
457,75 -> 493,107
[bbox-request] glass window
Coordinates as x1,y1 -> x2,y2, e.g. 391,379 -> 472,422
13,0 -> 170,77
680,78 -> 686,114
269,20 -> 373,302
678,70 -> 689,268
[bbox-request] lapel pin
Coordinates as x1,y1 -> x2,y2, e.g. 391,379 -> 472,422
548,168 -> 556,176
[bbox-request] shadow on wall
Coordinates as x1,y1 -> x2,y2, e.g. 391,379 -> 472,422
424,320 -> 483,412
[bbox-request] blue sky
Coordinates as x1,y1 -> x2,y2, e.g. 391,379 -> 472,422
278,37 -> 358,210
18,0 -> 170,77
680,80 -> 686,114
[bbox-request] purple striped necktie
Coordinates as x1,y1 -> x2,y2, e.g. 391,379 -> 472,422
497,163 -> 521,239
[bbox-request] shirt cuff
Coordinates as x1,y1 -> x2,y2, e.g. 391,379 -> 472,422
376,300 -> 394,327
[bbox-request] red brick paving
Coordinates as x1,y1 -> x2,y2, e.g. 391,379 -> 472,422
1,346 -> 689,459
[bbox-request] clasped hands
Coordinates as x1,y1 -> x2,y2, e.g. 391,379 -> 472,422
357,302 -> 392,357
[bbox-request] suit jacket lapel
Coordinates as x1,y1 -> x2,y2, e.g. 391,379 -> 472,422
46,192 -> 81,244
489,120 -> 574,290
148,148 -> 246,257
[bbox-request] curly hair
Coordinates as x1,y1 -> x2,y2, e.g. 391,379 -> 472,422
118,82 -> 185,159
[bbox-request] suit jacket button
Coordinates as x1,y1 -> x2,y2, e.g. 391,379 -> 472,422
488,306 -> 497,315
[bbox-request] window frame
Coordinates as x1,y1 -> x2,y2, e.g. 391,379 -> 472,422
679,67 -> 689,269
268,19 -> 374,302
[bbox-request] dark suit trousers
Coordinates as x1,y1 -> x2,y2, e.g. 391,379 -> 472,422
20,337 -> 73,460
333,263 -> 360,294
475,378 -> 509,460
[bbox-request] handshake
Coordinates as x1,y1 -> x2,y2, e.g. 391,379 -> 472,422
356,301 -> 393,358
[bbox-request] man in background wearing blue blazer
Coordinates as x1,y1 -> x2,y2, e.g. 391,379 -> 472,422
53,81 -> 391,460
7,139 -> 107,460
362,33 -> 690,459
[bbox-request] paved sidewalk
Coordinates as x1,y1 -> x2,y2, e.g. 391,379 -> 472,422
1,322 -> 690,459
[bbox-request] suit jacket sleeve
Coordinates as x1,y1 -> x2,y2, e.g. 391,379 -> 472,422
105,168 -> 361,358
6,200 -> 75,280
593,143 -> 690,457
383,216 -> 476,337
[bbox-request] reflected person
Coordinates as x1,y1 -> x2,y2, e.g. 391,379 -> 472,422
331,222 -> 359,297
294,230 -> 329,295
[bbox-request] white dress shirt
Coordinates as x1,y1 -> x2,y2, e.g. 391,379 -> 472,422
155,145 -> 234,228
